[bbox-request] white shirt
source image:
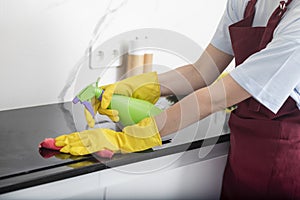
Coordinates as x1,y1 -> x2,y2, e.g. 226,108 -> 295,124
211,0 -> 300,113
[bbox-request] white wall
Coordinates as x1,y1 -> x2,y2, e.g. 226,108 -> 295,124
0,0 -> 227,111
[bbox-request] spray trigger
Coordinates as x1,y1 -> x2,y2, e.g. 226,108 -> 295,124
72,78 -> 103,118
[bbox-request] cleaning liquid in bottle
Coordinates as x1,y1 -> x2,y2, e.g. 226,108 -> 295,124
107,93 -> 162,126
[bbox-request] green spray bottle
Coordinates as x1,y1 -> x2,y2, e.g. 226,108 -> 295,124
73,79 -> 162,127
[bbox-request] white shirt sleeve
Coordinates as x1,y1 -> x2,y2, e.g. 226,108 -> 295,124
229,8 -> 300,113
211,0 -> 300,113
210,0 -> 248,55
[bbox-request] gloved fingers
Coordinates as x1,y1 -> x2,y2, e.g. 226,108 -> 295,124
55,132 -> 81,147
98,108 -> 120,122
60,145 -> 71,154
55,134 -> 71,147
100,84 -> 116,109
54,128 -> 122,156
60,139 -> 92,156
55,134 -> 67,142
61,132 -> 91,155
84,97 -> 102,128
59,139 -> 87,154
84,108 -> 95,128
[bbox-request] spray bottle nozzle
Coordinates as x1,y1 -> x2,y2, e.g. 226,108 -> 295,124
72,78 -> 104,117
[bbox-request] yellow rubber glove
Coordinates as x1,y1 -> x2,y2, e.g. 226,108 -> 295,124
85,72 -> 160,128
55,117 -> 162,156
100,71 -> 160,109
84,97 -> 119,128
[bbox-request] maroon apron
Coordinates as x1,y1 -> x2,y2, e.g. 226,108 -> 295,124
221,0 -> 300,199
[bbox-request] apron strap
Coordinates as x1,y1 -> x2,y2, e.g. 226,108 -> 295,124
259,0 -> 293,49
244,0 -> 257,18
244,0 -> 293,113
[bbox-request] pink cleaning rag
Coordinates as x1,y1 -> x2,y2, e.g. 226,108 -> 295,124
39,138 -> 114,159
39,138 -> 61,150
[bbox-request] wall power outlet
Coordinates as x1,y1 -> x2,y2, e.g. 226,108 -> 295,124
89,28 -> 201,70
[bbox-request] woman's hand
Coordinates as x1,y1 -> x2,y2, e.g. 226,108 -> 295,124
83,72 -> 161,128
55,117 -> 162,155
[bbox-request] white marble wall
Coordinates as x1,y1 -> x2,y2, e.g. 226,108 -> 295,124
0,0 -> 227,111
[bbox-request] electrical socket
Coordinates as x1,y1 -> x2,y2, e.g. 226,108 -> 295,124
89,29 -> 154,69
89,28 -> 202,70
89,44 -> 123,69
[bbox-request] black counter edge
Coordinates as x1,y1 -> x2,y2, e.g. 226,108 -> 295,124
0,134 -> 230,195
